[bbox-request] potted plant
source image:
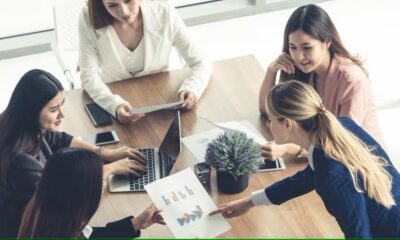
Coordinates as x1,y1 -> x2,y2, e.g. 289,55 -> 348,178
205,130 -> 260,194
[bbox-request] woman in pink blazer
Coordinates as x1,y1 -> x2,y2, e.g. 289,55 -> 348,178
258,4 -> 384,160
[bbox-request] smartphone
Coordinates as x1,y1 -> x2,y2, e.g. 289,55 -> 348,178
82,130 -> 120,146
257,157 -> 286,172
84,103 -> 113,127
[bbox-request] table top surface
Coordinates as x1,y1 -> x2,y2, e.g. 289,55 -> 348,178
62,55 -> 342,238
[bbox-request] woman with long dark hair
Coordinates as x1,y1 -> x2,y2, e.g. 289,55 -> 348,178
0,69 -> 146,237
258,4 -> 384,161
18,148 -> 164,238
211,81 -> 400,238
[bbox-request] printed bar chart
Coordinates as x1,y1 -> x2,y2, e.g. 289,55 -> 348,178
145,168 -> 231,238
161,185 -> 195,206
162,195 -> 171,205
185,185 -> 194,196
176,205 -> 204,226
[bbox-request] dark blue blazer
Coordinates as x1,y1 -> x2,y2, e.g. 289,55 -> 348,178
264,117 -> 400,238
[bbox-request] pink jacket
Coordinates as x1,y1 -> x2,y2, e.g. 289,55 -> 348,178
309,56 -> 384,145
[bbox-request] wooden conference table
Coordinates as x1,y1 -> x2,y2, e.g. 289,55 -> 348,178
62,55 -> 343,238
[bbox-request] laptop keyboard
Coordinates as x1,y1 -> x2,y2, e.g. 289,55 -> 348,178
129,148 -> 156,191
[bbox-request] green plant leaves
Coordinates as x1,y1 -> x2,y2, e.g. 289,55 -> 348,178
205,130 -> 260,176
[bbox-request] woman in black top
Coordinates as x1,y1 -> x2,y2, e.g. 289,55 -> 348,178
18,148 -> 165,238
0,69 -> 146,237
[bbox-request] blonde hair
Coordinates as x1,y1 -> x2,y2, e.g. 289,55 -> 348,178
266,80 -> 394,208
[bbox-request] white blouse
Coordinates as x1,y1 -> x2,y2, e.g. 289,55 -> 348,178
109,27 -> 145,76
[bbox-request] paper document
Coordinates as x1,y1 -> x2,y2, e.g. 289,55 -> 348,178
181,120 -> 285,171
132,100 -> 183,114
145,168 -> 231,238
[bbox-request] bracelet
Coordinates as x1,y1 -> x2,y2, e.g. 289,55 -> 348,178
96,146 -> 105,155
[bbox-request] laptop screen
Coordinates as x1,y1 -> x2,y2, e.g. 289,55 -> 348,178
159,111 -> 181,161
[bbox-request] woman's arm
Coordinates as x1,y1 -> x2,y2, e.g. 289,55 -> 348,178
259,53 -> 296,114
209,165 -> 315,218
90,216 -> 141,238
169,5 -> 212,102
90,205 -> 164,238
259,67 -> 278,115
69,137 -> 145,163
78,10 -> 128,117
70,137 -> 146,182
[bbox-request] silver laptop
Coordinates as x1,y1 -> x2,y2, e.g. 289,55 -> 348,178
108,111 -> 181,192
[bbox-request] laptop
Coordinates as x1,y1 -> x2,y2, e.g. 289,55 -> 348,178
108,111 -> 181,192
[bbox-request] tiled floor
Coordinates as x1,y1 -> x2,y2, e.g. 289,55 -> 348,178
1,0 -> 399,165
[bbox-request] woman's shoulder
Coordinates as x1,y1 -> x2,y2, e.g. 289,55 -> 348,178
78,6 -> 89,26
141,0 -> 175,21
141,0 -> 171,11
333,55 -> 368,85
8,152 -> 43,172
312,147 -> 348,176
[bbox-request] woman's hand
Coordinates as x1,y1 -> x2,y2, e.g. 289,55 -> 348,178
132,204 -> 166,230
117,104 -> 145,123
103,157 -> 147,177
209,196 -> 254,218
102,146 -> 146,163
268,52 -> 296,74
260,142 -> 306,160
178,90 -> 197,110
260,142 -> 288,160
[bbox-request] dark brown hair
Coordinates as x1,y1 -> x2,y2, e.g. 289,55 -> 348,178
280,4 -> 366,82
0,69 -> 63,184
18,148 -> 103,238
88,0 -> 114,29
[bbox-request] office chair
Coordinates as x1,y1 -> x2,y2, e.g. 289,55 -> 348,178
51,0 -> 85,90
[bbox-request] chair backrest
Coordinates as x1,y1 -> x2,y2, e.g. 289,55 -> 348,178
53,0 -> 86,51
52,0 -> 86,89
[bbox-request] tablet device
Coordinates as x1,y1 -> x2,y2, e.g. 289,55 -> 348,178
84,103 -> 112,127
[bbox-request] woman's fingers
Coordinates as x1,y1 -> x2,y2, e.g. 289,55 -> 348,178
127,169 -> 140,176
129,161 -> 147,172
278,53 -> 296,74
179,91 -> 197,110
261,151 -> 273,160
260,144 -> 272,151
278,59 -> 295,74
130,113 -> 145,122
130,152 -> 146,164
208,209 -> 222,216
209,203 -> 230,216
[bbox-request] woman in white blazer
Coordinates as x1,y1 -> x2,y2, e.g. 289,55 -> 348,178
78,0 -> 212,123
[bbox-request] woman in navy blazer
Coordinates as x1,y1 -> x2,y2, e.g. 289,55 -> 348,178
210,80 -> 400,238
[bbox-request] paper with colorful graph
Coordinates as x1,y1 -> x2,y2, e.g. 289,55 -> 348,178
144,168 -> 231,238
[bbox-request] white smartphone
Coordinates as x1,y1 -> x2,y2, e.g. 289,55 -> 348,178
81,130 -> 120,146
257,157 -> 286,172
